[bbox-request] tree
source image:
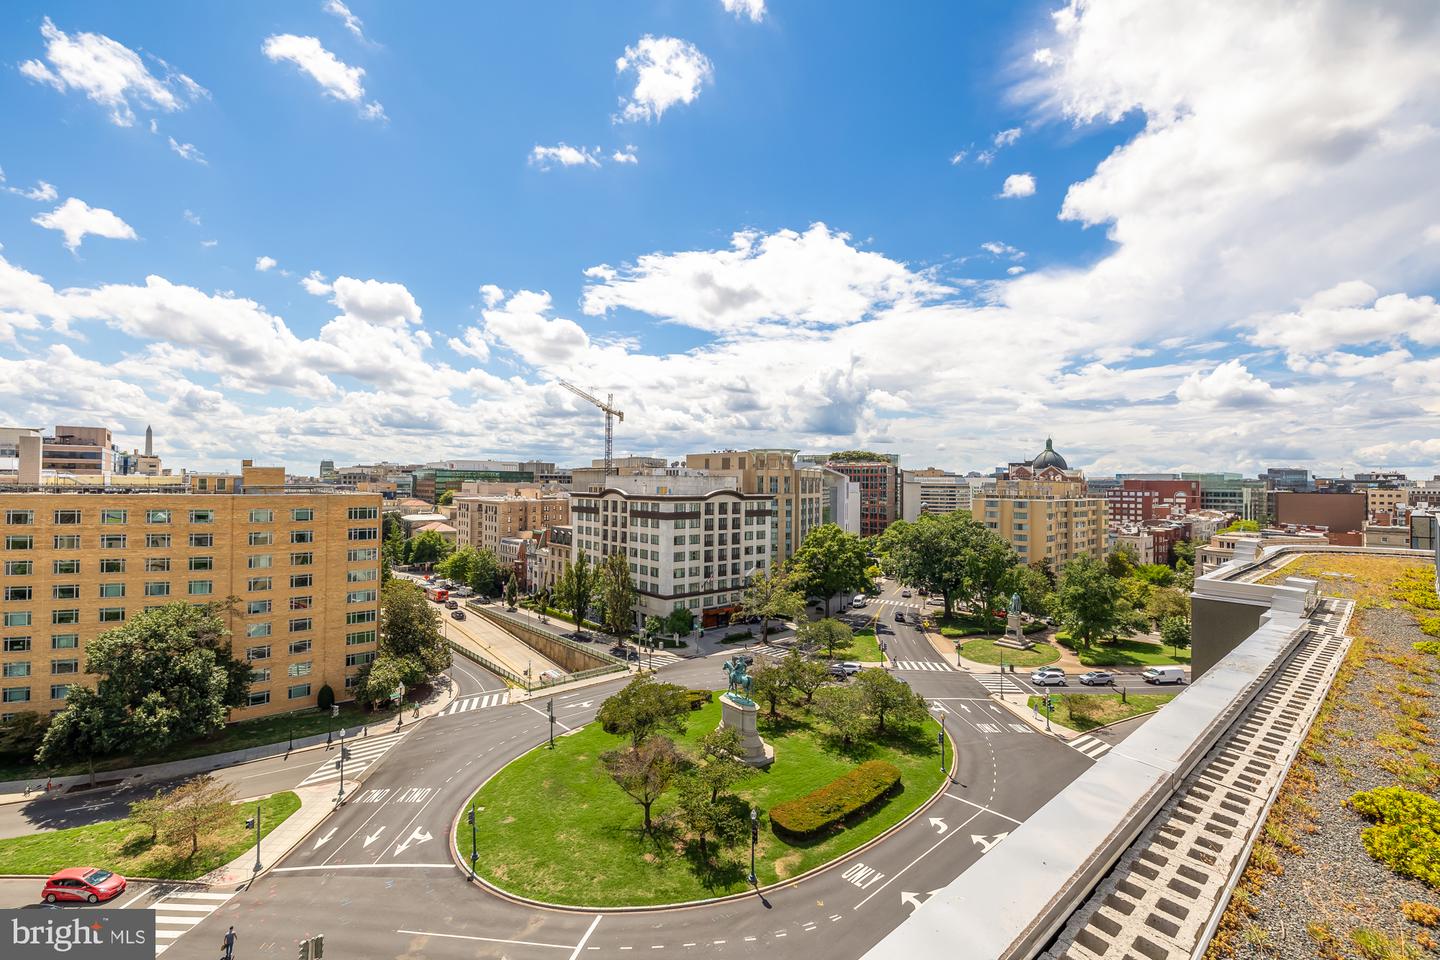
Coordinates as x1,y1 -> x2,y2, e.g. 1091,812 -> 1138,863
1054,556 -> 1132,650
879,514 -> 968,619
161,774 -> 237,856
602,736 -> 684,834
316,684 -> 335,711
692,726 -> 753,802
1172,539 -> 1197,567
129,790 -> 171,842
596,674 -> 690,747
782,656 -> 831,705
436,546 -> 501,596
812,685 -> 868,747
1160,616 -> 1192,656
787,524 -> 872,615
0,711 -> 50,759
1106,544 -> 1140,579
674,775 -> 746,862
1133,564 -> 1177,587
596,552 -> 636,635
738,568 -> 807,644
437,489 -> 455,506
35,686 -> 116,787
797,618 -> 853,661
357,653 -> 426,707
1145,586 -> 1190,626
505,572 -> 519,609
554,551 -> 596,630
748,658 -> 788,718
643,616 -> 663,642
1220,519 -> 1261,534
1001,563 -> 1054,620
855,669 -> 928,736
665,607 -> 695,636
964,524 -> 1020,630
380,579 -> 451,675
408,529 -> 453,567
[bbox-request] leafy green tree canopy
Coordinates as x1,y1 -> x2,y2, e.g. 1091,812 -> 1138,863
596,674 -> 691,747
738,568 -> 807,644
597,552 -> 636,635
788,524 -> 871,614
797,618 -> 853,660
380,579 -> 451,675
1055,555 -> 1133,649
408,529 -> 453,566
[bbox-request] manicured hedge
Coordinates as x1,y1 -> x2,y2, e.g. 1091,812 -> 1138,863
686,689 -> 714,711
769,760 -> 902,838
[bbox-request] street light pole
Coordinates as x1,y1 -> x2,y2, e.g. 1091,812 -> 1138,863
336,728 -> 348,802
467,801 -> 478,879
748,807 -> 758,887
251,801 -> 263,874
327,703 -> 337,747
548,699 -> 555,749
1045,694 -> 1053,733
938,715 -> 947,777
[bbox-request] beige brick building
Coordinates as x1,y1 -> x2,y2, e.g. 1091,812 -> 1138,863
971,440 -> 1108,566
452,489 -> 570,560
683,449 -> 824,564
0,462 -> 381,722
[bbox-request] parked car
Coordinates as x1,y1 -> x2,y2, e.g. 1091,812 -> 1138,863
1078,670 -> 1115,686
1031,667 -> 1068,686
850,597 -> 867,609
1142,666 -> 1186,685
453,586 -> 473,597
827,661 -> 862,678
42,868 -> 126,904
609,645 -> 628,656
901,590 -> 913,598
450,609 -> 466,621
539,669 -> 564,682
894,611 -> 905,623
444,599 -> 459,610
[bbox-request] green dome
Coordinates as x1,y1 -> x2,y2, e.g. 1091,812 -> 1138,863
1032,437 -> 1068,471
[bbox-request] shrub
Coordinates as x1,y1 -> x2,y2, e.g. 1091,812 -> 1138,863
316,684 -> 336,711
768,760 -> 901,838
1403,900 -> 1440,927
1414,640 -> 1440,655
686,689 -> 713,711
1346,786 -> 1440,889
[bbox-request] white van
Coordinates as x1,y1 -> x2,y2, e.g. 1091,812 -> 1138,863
850,596 -> 867,609
1142,665 -> 1186,685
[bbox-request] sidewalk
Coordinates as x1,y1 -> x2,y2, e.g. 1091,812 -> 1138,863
200,780 -> 354,888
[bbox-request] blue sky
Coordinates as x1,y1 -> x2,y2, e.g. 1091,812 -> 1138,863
2,1 -> 1439,478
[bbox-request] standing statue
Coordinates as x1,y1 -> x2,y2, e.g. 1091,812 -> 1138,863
721,657 -> 753,699
1009,592 -> 1022,616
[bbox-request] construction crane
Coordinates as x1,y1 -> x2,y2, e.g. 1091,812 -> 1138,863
558,379 -> 625,477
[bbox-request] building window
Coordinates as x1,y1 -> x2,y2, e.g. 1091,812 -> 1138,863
2,663 -> 29,678
2,688 -> 31,703
4,510 -> 34,525
190,556 -> 213,571
50,659 -> 78,675
3,586 -> 31,601
189,510 -> 215,524
247,577 -> 272,592
291,530 -> 314,544
347,527 -> 377,541
100,509 -> 127,525
4,612 -> 31,628
98,582 -> 125,599
290,552 -> 313,566
250,667 -> 271,683
287,683 -> 311,700
51,610 -> 78,625
50,684 -> 70,700
247,600 -> 272,615
53,535 -> 79,550
99,534 -> 126,550
346,568 -> 377,583
189,533 -> 214,548
246,644 -> 271,660
347,589 -> 377,604
288,661 -> 312,678
99,558 -> 125,574
146,509 -> 171,524
347,547 -> 377,562
346,651 -> 376,668
248,690 -> 271,708
98,608 -> 125,623
348,506 -> 379,521
346,609 -> 377,625
4,536 -> 33,550
188,580 -> 213,596
53,509 -> 81,525
288,619 -> 312,635
290,574 -> 312,589
248,555 -> 272,570
249,531 -> 273,546
288,639 -> 312,656
291,508 -> 314,522
289,596 -> 312,611
246,623 -> 272,639
52,559 -> 79,575
145,558 -> 171,573
346,630 -> 377,645
3,637 -> 30,652
249,509 -> 274,523
51,635 -> 77,650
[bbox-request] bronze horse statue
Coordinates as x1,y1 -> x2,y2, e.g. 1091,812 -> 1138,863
721,656 -> 753,698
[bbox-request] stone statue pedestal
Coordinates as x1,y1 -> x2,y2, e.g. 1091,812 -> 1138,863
719,693 -> 774,768
995,613 -> 1036,650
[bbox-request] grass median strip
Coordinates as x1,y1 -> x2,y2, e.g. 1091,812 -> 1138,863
1025,692 -> 1177,732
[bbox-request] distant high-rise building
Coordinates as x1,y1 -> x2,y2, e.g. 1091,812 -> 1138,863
319,459 -> 336,481
1263,467 -> 1311,492
684,449 -> 824,564
802,452 -> 900,537
971,439 -> 1107,566
900,469 -> 972,520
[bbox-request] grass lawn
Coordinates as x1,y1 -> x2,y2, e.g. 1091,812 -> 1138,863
458,700 -> 946,906
1025,693 -> 1177,732
0,702 -> 397,783
1055,634 -> 1191,667
958,636 -> 1060,668
849,628 -> 885,662
0,791 -> 300,880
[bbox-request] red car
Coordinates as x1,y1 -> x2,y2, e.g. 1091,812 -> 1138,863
41,867 -> 126,904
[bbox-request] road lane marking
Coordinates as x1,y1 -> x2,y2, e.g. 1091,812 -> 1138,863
276,863 -> 453,871
943,792 -> 1023,826
522,700 -> 574,730
398,929 -> 575,949
853,808 -> 987,910
568,915 -> 603,960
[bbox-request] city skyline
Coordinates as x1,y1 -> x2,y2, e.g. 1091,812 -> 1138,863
2,2 -> 1439,479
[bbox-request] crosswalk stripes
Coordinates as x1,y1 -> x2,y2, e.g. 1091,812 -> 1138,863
152,889 -> 235,955
974,674 -> 1033,695
444,691 -> 510,715
890,659 -> 956,672
1070,734 -> 1112,760
296,728 -> 409,787
642,647 -> 685,666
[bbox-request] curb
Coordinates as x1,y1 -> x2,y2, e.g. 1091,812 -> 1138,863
446,722 -> 959,914
0,874 -> 210,886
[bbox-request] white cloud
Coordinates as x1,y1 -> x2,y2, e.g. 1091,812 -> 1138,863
32,197 -> 137,251
612,145 -> 639,164
721,0 -> 766,22
323,0 -> 367,41
1176,360 -> 1288,408
6,180 -> 58,202
529,143 -> 601,170
975,149 -> 996,166
473,289 -> 591,367
200,239 -> 218,248
993,127 -> 1022,147
255,256 -> 278,272
183,209 -> 201,226
167,136 -> 206,164
1424,224 -> 1440,244
980,241 -> 1025,260
447,328 -> 491,362
949,150 -> 968,165
615,36 -> 713,123
329,276 -> 422,327
1007,265 -> 1026,275
479,284 -> 505,308
1246,281 -> 1440,355
262,34 -> 384,120
19,17 -> 206,127
301,271 -> 332,296
999,173 -> 1036,198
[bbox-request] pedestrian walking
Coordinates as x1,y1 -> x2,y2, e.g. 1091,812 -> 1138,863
222,926 -> 237,959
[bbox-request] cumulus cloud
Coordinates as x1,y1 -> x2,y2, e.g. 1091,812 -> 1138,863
980,241 -> 1025,260
255,256 -> 278,272
262,34 -> 385,120
529,143 -> 601,170
329,276 -> 422,327
4,178 -> 58,202
615,36 -> 713,122
612,145 -> 639,164
1176,360 -> 1288,408
301,270 -> 332,296
721,0 -> 766,22
999,173 -> 1036,198
323,0 -> 367,41
1246,281 -> 1440,355
475,289 -> 591,367
993,127 -> 1022,147
32,197 -> 137,251
19,17 -> 207,126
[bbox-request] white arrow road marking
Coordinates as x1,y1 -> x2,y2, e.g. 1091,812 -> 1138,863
567,700 -> 594,710
989,705 -> 1003,714
928,817 -> 948,835
958,703 -> 971,713
929,701 -> 948,713
312,828 -> 337,850
971,832 -> 1010,853
394,826 -> 433,856
363,827 -> 386,848
900,889 -> 946,911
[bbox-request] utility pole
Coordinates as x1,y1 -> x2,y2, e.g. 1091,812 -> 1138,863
247,802 -> 262,875
467,802 -> 478,879
335,730 -> 349,802
547,698 -> 555,749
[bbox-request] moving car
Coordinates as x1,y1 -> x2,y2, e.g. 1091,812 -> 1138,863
444,599 -> 459,610
827,661 -> 862,678
1142,666 -> 1186,685
449,609 -> 466,621
850,597 -> 867,609
1031,667 -> 1068,686
901,589 -> 913,598
42,868 -> 126,904
1078,670 -> 1115,686
894,611 -> 905,622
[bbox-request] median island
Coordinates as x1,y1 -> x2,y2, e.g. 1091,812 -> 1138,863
456,669 -> 947,907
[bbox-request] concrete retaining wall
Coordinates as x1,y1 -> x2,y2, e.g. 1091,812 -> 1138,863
467,604 -> 617,674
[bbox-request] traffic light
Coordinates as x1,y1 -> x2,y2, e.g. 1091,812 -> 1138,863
466,808 -> 475,825
313,934 -> 325,959
298,938 -> 310,960
331,704 -> 339,718
245,816 -> 255,830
